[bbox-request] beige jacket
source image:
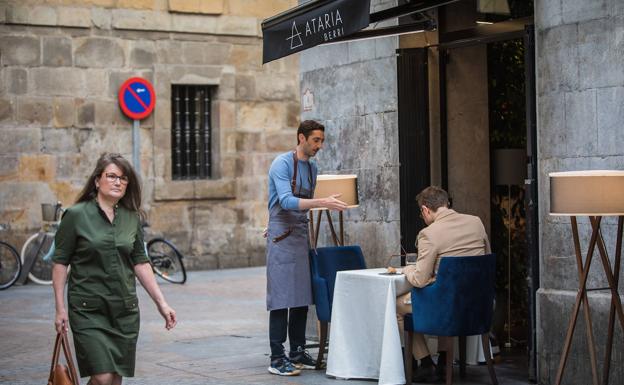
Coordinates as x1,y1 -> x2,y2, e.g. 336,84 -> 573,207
403,209 -> 490,288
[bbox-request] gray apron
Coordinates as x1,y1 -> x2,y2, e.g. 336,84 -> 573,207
266,152 -> 314,311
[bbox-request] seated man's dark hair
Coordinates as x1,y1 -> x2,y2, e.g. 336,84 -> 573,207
416,186 -> 450,211
297,120 -> 325,144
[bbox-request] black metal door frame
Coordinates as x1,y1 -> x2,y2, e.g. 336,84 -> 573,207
397,48 -> 431,261
523,24 -> 539,382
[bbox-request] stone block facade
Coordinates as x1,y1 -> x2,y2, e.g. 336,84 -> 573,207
0,0 -> 299,269
536,0 -> 624,383
300,0 -> 400,268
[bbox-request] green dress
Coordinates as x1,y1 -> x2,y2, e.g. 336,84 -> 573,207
53,199 -> 150,377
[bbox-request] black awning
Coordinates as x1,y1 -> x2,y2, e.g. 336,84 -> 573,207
261,0 -> 371,64
261,0 -> 461,64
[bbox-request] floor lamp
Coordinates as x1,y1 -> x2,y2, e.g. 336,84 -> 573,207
550,170 -> 624,385
494,149 -> 526,349
307,174 -> 359,351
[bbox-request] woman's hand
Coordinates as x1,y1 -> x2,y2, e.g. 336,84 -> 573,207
134,263 -> 177,330
157,302 -> 177,330
55,309 -> 68,334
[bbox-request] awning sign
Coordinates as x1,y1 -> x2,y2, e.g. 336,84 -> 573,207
262,0 -> 371,64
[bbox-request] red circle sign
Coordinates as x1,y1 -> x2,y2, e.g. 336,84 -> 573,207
118,77 -> 156,120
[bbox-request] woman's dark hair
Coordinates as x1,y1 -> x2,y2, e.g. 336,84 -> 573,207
296,120 -> 325,144
76,153 -> 142,213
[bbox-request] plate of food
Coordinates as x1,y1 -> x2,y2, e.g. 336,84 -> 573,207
379,266 -> 403,275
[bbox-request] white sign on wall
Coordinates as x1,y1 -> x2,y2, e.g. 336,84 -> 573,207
303,89 -> 314,111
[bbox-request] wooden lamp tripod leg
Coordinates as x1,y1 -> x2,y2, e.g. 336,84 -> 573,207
591,216 -> 624,385
601,216 -> 623,385
555,216 -> 601,385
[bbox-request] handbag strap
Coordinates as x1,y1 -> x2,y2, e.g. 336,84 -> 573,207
48,332 -> 80,385
60,332 -> 80,385
47,333 -> 62,384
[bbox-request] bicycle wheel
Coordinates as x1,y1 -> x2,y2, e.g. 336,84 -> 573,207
0,241 -> 21,290
20,232 -> 54,285
147,238 -> 187,284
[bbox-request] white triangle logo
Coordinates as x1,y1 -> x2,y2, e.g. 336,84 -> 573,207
287,21 -> 303,50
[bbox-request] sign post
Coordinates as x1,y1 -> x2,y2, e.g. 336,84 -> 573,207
118,77 -> 156,178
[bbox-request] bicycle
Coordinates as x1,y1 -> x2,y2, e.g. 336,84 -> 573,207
0,223 -> 22,290
19,202 -> 63,285
144,229 -> 187,284
20,205 -> 187,285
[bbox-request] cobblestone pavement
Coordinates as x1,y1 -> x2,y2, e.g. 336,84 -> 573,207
0,267 -> 529,385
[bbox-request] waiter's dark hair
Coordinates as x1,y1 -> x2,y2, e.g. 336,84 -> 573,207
76,153 -> 143,216
416,186 -> 450,211
297,120 -> 325,144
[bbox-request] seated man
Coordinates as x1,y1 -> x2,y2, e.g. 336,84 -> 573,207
397,186 -> 490,383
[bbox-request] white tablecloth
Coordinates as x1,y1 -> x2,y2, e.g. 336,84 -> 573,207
326,268 -> 411,385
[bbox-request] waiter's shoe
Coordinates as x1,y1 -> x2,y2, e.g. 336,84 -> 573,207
289,347 -> 317,369
268,357 -> 301,376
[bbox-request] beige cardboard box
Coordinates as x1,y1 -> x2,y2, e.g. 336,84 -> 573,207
313,174 -> 359,208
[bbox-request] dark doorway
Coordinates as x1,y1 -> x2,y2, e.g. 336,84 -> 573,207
395,0 -> 537,379
434,3 -> 537,382
487,35 -> 529,357
397,48 -> 431,259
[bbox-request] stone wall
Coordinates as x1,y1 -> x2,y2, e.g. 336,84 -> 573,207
0,0 -> 300,269
535,0 -> 624,383
445,45 -> 490,235
300,0 -> 400,268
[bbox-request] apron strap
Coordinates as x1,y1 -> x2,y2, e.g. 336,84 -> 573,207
291,151 -> 298,195
291,150 -> 314,197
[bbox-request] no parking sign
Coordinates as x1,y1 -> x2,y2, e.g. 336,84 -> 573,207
118,77 -> 155,120
118,77 -> 155,177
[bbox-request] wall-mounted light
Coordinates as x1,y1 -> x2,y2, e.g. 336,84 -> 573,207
477,0 -> 511,15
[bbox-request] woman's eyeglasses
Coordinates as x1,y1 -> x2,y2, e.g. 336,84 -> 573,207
105,173 -> 129,185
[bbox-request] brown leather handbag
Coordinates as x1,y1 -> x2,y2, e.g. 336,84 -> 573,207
47,332 -> 79,385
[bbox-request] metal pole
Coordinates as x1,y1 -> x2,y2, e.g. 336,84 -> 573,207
133,119 -> 141,177
505,185 -> 512,348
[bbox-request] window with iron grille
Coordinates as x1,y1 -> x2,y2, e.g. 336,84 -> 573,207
171,85 -> 214,179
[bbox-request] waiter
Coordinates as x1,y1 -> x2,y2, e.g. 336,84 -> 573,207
265,120 -> 347,376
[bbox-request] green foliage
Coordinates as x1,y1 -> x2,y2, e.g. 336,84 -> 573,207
508,0 -> 534,19
488,38 -> 526,149
488,35 -> 531,340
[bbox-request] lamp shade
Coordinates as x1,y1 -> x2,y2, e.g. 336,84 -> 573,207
549,170 -> 624,216
494,149 -> 526,186
477,0 -> 511,15
313,174 -> 359,209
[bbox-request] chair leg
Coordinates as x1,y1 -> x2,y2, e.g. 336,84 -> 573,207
446,337 -> 454,385
459,335 -> 466,379
481,333 -> 498,385
404,330 -> 413,383
316,321 -> 328,370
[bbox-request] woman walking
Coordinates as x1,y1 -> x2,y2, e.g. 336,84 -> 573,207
52,153 -> 177,385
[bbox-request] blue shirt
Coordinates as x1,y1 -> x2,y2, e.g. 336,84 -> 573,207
268,151 -> 318,210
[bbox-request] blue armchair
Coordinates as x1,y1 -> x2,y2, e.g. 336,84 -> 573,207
404,254 -> 498,385
309,245 -> 367,368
